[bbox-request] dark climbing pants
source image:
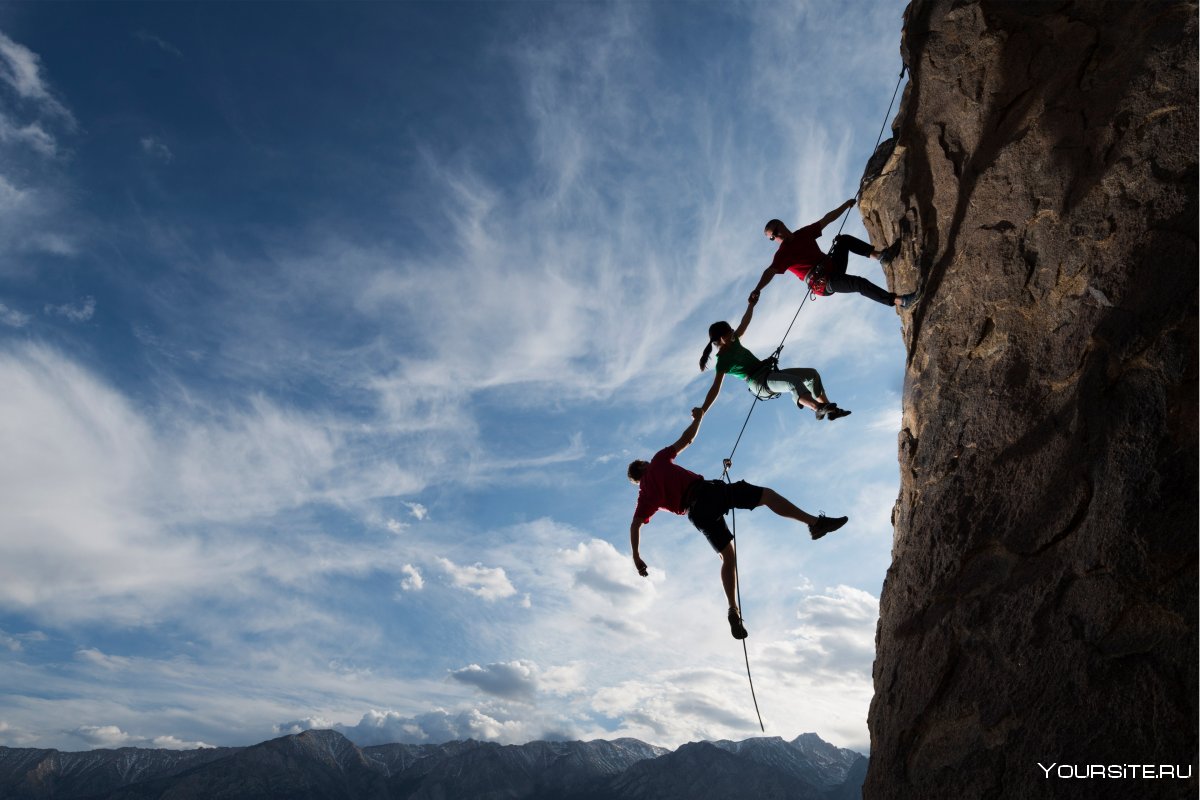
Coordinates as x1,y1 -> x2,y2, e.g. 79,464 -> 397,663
821,235 -> 895,306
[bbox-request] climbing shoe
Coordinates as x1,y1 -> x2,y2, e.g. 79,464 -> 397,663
809,514 -> 848,540
877,240 -> 902,265
727,607 -> 748,640
899,287 -> 924,309
825,405 -> 852,421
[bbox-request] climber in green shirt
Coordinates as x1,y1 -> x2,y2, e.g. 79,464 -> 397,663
694,293 -> 850,421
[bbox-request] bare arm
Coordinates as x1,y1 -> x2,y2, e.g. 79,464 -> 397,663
693,370 -> 726,418
814,198 -> 856,231
733,294 -> 757,338
630,518 -> 648,577
668,412 -> 703,457
749,264 -> 780,302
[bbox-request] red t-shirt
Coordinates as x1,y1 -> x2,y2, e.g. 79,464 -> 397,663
633,446 -> 702,524
769,222 -> 832,295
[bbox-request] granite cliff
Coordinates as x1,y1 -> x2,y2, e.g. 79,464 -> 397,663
858,1 -> 1197,798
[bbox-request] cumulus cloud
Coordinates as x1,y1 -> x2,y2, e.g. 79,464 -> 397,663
589,669 -> 763,745
68,725 -> 210,750
399,564 -> 423,592
69,724 -> 135,748
559,539 -> 655,607
330,707 -> 526,746
274,716 -> 334,736
0,718 -> 41,747
763,585 -> 879,679
404,502 -> 428,520
44,296 -> 95,322
448,660 -> 538,702
436,557 -> 516,602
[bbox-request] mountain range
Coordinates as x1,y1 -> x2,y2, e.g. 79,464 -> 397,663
0,728 -> 866,799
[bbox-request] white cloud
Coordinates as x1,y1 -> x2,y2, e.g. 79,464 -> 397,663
559,539 -> 655,608
70,724 -> 135,748
140,135 -> 173,162
0,719 -> 39,747
448,660 -> 538,702
68,725 -> 211,750
0,31 -> 74,126
436,557 -> 516,602
0,344 -> 430,626
275,717 -> 334,736
404,501 -> 428,520
399,564 -> 423,592
0,115 -> 58,156
44,296 -> 95,322
0,301 -> 30,327
151,735 -> 213,750
133,30 -> 184,59
0,172 -> 24,210
334,707 -> 527,746
76,648 -> 135,671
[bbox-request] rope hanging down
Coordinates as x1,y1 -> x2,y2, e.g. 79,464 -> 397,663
720,63 -> 908,735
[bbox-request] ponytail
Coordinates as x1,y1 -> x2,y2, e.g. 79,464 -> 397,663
701,321 -> 734,371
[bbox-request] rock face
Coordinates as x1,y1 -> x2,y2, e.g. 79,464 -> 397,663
858,1 -> 1198,799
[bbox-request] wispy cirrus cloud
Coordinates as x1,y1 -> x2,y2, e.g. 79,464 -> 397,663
43,296 -> 95,322
0,30 -> 79,262
0,30 -> 74,122
140,135 -> 173,162
132,29 -> 183,59
0,300 -> 30,327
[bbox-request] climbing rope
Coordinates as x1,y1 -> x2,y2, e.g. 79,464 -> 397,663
719,63 -> 908,734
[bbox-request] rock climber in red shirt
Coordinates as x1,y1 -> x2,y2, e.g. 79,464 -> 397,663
749,198 -> 920,309
626,411 -> 847,640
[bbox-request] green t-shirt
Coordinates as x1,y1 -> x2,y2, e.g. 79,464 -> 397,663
715,337 -> 763,380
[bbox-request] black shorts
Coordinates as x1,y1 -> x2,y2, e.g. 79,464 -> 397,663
685,479 -> 763,553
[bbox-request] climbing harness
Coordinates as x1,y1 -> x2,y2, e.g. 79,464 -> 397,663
746,353 -> 782,401
719,62 -> 908,734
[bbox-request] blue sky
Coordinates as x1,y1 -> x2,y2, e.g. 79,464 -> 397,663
0,0 -> 908,754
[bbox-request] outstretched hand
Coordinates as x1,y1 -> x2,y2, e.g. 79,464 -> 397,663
634,556 -> 648,577
691,407 -> 704,420
748,289 -> 761,305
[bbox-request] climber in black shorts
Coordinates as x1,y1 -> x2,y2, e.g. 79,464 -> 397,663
627,410 -> 848,640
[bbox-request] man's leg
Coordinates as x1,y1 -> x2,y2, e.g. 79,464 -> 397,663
826,273 -> 897,306
718,541 -> 738,609
825,235 -> 903,306
690,488 -> 748,639
758,487 -> 817,524
719,542 -> 748,639
756,487 -> 849,540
